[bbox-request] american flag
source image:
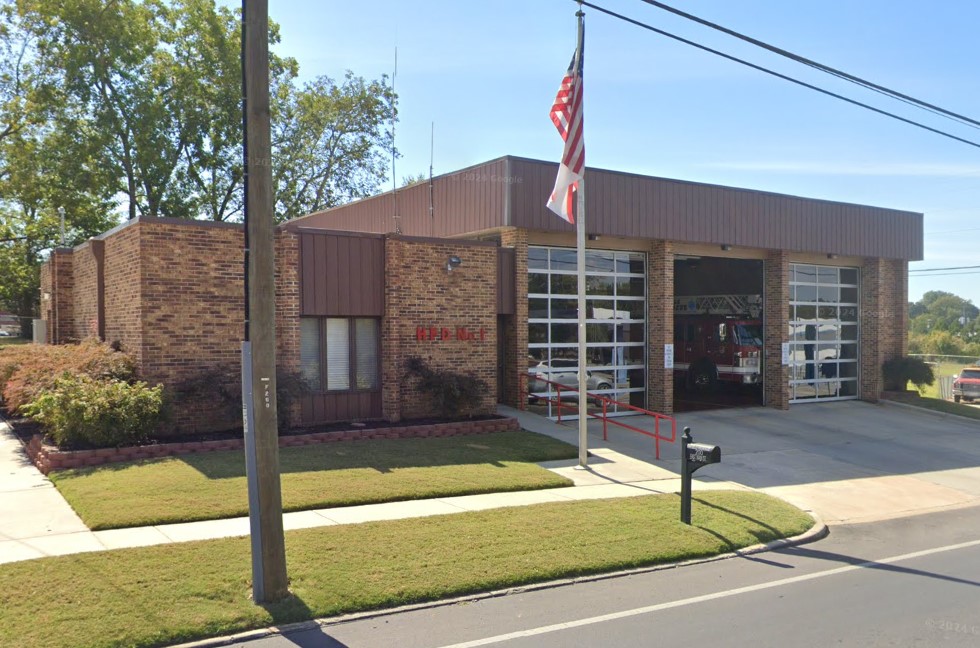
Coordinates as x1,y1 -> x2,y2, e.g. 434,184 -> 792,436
547,29 -> 585,224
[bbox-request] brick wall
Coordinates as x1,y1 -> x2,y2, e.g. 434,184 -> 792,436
275,230 -> 302,425
71,241 -> 101,340
383,236 -> 498,421
647,240 -> 674,414
499,227 -> 528,407
138,220 -> 245,434
44,249 -> 75,344
860,257 -> 908,400
103,223 -> 144,367
763,250 -> 790,409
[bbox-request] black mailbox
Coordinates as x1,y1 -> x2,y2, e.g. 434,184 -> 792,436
680,427 -> 721,525
685,442 -> 721,472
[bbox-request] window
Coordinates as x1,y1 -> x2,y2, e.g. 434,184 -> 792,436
299,317 -> 380,392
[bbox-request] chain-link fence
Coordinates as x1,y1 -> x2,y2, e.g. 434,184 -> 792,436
909,354 -> 980,400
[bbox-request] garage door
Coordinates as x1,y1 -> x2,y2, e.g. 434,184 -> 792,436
788,264 -> 860,402
527,246 -> 647,417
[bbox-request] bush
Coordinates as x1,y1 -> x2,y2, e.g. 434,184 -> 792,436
405,356 -> 489,418
24,374 -> 165,448
23,373 -> 163,448
1,339 -> 135,413
882,356 -> 935,392
169,367 -> 310,432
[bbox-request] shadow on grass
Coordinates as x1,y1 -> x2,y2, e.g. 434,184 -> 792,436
65,431 -> 578,481
688,495 -> 790,550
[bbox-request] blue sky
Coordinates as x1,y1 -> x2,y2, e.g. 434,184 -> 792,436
258,0 -> 980,305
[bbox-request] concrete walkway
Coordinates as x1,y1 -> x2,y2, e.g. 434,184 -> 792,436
527,399 -> 980,525
0,413 -> 741,566
4,398 -> 979,565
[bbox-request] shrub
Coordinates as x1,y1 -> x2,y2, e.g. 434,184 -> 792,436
276,370 -> 311,430
1,339 -> 135,413
882,356 -> 935,392
24,374 -> 164,448
405,356 -> 489,418
169,367 -> 310,432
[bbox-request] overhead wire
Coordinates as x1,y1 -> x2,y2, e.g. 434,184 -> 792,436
909,264 -> 980,273
577,1 -> 980,151
635,0 -> 980,131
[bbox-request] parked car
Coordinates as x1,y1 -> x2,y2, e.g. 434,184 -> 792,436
527,359 -> 614,405
952,367 -> 980,404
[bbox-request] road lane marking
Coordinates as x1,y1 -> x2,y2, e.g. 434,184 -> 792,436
435,538 -> 980,648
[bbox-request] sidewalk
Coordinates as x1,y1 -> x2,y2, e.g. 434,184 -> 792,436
0,411 -> 740,566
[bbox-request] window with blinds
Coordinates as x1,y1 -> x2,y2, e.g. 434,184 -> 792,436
299,318 -> 320,388
299,316 -> 380,392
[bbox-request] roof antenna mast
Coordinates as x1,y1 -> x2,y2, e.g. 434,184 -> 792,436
429,121 -> 434,236
391,46 -> 401,234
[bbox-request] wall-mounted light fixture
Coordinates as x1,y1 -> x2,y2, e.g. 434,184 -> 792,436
446,255 -> 462,272
827,253 -> 838,259
720,244 -> 732,251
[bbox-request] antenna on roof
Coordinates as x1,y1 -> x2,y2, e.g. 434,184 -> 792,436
429,121 -> 434,236
391,46 -> 401,234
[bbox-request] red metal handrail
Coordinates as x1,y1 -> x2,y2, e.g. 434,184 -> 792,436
520,372 -> 677,459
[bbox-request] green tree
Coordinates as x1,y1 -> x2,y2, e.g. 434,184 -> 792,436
272,71 -> 396,221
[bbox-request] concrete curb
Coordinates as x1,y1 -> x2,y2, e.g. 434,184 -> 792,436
169,512 -> 828,648
878,398 -> 980,425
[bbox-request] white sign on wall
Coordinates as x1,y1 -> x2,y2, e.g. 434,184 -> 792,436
664,344 -> 674,369
781,342 -> 791,366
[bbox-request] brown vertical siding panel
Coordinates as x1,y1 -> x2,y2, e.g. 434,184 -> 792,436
300,235 -> 313,314
312,234 -> 327,315
326,236 -> 340,314
497,248 -> 516,314
337,237 -> 351,314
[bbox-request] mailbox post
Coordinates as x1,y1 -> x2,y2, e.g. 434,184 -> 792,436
680,426 -> 721,525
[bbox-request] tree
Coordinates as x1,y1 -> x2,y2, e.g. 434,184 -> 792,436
272,72 -> 396,221
1,1 -> 398,315
401,172 -> 428,187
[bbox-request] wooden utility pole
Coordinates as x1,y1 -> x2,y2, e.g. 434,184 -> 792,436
241,0 -> 288,603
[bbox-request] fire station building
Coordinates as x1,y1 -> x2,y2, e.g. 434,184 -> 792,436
40,155 -> 922,434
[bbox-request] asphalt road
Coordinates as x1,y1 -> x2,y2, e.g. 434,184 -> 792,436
222,504 -> 980,648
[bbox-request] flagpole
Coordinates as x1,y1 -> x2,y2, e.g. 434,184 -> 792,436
576,177 -> 588,468
573,7 -> 588,469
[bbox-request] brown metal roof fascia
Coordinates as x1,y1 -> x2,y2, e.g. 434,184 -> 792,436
387,234 -> 498,248
283,157 -> 512,237
506,157 -> 923,261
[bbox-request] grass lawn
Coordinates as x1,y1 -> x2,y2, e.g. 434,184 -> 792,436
910,361 -> 964,399
888,393 -> 980,421
0,491 -> 813,648
50,430 -> 579,529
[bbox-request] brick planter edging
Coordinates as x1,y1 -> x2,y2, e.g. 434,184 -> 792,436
25,417 -> 521,475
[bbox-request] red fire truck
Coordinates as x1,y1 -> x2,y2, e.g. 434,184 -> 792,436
673,295 -> 764,392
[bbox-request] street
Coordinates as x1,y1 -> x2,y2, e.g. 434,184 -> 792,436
227,504 -> 980,648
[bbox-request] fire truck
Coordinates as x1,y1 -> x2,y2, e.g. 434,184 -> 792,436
673,295 -> 764,392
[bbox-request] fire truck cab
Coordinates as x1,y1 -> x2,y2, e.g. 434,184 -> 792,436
673,295 -> 763,392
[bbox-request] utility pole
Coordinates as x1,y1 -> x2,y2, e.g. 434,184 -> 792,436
241,0 -> 288,603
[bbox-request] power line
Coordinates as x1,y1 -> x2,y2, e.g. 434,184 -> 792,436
635,0 -> 980,131
578,1 -> 980,151
909,264 -> 980,273
908,270 -> 980,277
